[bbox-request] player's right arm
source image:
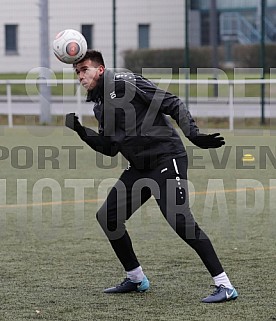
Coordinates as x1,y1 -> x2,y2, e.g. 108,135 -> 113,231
65,113 -> 119,156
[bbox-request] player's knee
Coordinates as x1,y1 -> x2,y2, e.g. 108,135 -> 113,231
168,212 -> 199,240
96,208 -> 118,232
96,209 -> 106,228
95,210 -> 100,223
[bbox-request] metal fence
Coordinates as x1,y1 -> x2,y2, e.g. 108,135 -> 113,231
1,78 -> 276,131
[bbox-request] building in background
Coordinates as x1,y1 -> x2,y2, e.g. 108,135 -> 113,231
0,0 -> 191,72
190,0 -> 276,45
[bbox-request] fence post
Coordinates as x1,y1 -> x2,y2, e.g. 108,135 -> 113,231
6,82 -> 13,128
229,82 -> 234,131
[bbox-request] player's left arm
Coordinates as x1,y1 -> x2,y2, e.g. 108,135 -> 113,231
159,92 -> 225,149
141,82 -> 225,149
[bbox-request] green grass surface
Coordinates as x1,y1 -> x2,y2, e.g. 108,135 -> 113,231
0,127 -> 275,320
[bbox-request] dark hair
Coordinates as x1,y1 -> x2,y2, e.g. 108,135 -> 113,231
73,49 -> 105,67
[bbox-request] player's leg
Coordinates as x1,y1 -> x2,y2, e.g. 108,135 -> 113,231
154,156 -> 238,303
96,166 -> 151,293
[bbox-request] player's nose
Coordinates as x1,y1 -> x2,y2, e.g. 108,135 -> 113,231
78,71 -> 85,82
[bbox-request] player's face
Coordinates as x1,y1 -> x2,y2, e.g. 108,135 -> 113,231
75,59 -> 105,91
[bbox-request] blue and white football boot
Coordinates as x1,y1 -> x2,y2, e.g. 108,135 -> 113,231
202,284 -> 238,303
104,276 -> 150,293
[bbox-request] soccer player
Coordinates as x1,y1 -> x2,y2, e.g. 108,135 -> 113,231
65,50 -> 238,303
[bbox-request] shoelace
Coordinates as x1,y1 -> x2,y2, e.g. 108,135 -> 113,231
118,278 -> 131,286
210,285 -> 226,296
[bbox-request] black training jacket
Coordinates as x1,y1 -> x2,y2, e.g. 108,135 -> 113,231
76,69 -> 199,169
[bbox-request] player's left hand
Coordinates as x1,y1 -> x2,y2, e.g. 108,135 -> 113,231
190,133 -> 225,149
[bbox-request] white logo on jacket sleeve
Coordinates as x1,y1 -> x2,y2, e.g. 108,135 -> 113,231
110,91 -> 116,99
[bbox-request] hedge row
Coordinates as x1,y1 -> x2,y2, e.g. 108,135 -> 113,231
123,44 -> 276,73
233,44 -> 276,71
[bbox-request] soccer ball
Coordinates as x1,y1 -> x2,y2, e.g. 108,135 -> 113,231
53,29 -> 87,64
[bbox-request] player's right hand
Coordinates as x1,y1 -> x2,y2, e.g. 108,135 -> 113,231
65,113 -> 81,131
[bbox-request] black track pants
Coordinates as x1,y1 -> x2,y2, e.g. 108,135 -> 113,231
96,156 -> 224,277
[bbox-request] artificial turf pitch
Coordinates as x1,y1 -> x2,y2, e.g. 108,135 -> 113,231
0,126 -> 275,320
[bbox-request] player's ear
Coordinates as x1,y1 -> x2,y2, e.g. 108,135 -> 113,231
98,65 -> 105,75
